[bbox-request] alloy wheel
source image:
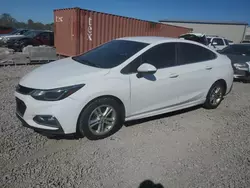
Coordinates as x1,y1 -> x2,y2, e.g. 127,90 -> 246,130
88,105 -> 116,135
209,86 -> 223,106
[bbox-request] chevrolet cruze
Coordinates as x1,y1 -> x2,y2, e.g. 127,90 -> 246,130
15,37 -> 234,140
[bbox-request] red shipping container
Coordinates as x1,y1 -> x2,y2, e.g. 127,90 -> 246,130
54,8 -> 192,56
0,26 -> 13,34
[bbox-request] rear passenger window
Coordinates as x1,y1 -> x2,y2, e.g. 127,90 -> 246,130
178,43 -> 216,65
122,43 -> 177,74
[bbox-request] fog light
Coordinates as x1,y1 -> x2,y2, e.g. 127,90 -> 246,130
33,115 -> 60,128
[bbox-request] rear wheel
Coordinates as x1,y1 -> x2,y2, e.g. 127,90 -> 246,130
203,81 -> 225,109
77,97 -> 124,140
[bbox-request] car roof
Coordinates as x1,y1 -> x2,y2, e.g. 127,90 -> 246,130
117,36 -> 175,44
116,36 -> 212,47
232,44 -> 250,46
28,30 -> 53,33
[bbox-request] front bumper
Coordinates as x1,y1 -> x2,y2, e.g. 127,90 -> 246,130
15,91 -> 84,135
233,62 -> 250,79
16,113 -> 65,135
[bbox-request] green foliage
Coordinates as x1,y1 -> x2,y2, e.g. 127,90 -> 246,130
0,13 -> 54,30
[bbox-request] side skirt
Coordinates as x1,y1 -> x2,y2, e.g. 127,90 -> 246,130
125,99 -> 206,122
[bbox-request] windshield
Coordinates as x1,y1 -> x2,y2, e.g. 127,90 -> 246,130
23,31 -> 40,38
8,30 -> 20,35
207,38 -> 211,43
72,40 -> 149,68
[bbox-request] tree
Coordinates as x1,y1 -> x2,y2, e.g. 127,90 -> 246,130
0,13 -> 17,27
0,13 -> 53,30
27,19 -> 34,29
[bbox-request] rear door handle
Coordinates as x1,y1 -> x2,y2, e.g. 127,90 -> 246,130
169,73 -> 179,78
205,66 -> 213,70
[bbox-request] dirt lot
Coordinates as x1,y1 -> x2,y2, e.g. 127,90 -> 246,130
0,65 -> 250,188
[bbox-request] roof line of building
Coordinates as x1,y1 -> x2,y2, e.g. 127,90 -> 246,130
159,20 -> 249,26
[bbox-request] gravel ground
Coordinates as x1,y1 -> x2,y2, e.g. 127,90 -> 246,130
0,65 -> 250,188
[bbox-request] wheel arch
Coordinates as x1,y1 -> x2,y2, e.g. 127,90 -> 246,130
214,79 -> 227,95
76,95 -> 126,128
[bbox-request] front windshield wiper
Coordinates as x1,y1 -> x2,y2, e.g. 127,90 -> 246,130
72,57 -> 101,68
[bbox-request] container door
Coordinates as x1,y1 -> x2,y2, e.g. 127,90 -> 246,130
54,10 -> 78,56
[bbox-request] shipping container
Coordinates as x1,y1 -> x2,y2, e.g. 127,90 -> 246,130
54,8 -> 192,56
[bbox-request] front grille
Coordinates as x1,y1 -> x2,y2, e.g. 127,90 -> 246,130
16,85 -> 34,95
16,98 -> 27,117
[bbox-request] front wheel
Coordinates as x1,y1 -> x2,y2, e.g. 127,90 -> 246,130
19,43 -> 26,52
77,97 -> 124,140
203,82 -> 225,109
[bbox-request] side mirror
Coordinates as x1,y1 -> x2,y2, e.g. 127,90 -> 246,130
137,63 -> 157,74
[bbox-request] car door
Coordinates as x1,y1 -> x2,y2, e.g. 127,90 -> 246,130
125,42 -> 183,116
175,42 -> 218,104
212,38 -> 226,50
36,32 -> 50,45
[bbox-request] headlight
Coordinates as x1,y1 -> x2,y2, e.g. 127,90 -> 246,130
3,37 -> 10,43
0,37 -> 2,40
30,84 -> 84,101
4,37 -> 9,41
233,63 -> 249,71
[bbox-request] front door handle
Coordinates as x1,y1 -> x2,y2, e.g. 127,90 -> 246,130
205,66 -> 213,70
169,73 -> 179,78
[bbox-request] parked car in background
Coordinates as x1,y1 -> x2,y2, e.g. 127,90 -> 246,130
0,29 -> 30,46
218,44 -> 250,80
7,30 -> 54,51
179,33 -> 230,51
206,35 -> 229,50
0,29 -> 29,38
15,37 -> 233,140
0,30 -> 30,45
179,33 -> 209,46
241,40 -> 250,44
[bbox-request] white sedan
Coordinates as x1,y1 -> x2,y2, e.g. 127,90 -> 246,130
15,37 -> 234,140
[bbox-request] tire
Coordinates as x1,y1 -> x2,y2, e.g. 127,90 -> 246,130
203,81 -> 225,109
77,97 -> 124,140
19,43 -> 26,52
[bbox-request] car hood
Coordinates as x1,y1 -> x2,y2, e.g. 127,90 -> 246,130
224,54 -> 250,64
2,34 -> 25,39
19,57 -> 110,89
0,34 -> 13,37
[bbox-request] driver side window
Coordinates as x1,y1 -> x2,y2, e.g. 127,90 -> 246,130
122,43 -> 177,74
